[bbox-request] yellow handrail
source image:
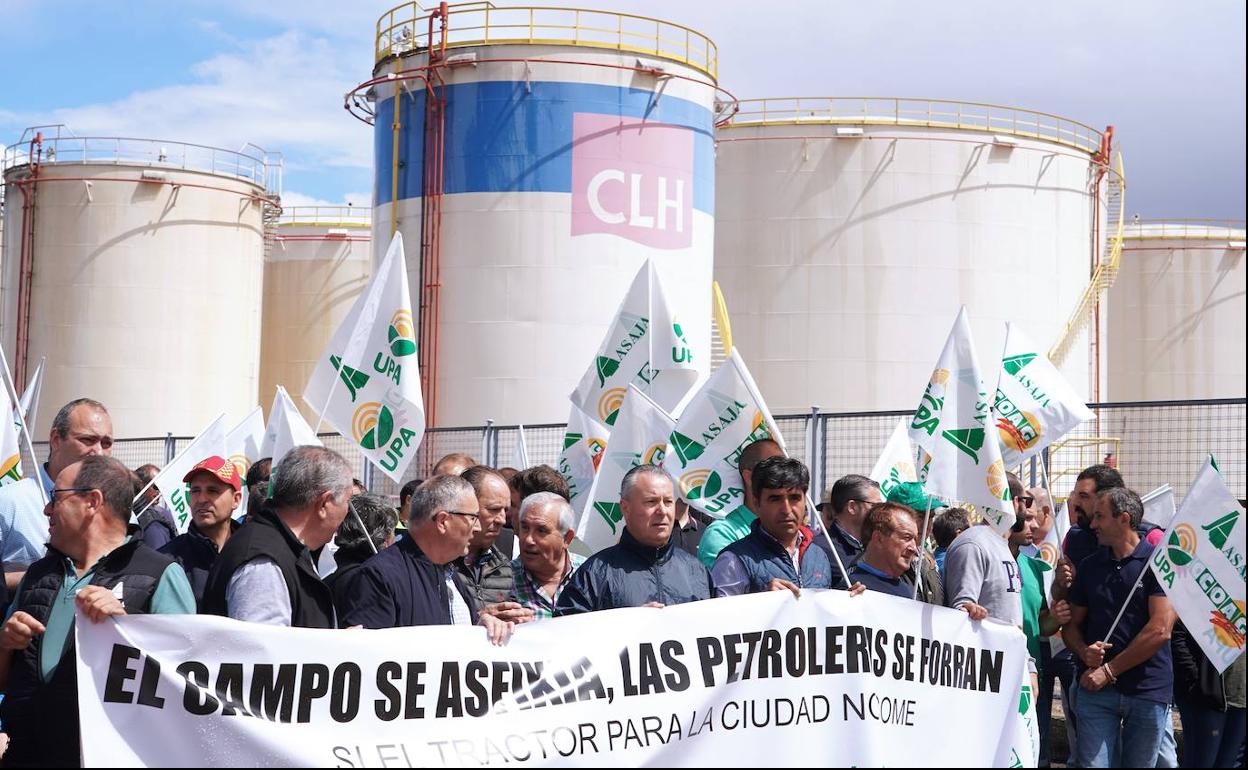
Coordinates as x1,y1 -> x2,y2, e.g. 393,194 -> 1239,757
276,206 -> 371,228
373,3 -> 718,81
711,280 -> 732,354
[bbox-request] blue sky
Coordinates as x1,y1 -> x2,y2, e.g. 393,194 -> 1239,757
2,0 -> 1244,217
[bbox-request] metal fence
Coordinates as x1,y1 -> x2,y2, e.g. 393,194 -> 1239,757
28,398 -> 1245,503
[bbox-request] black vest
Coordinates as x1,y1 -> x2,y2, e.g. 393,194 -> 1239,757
0,537 -> 172,768
201,506 -> 335,629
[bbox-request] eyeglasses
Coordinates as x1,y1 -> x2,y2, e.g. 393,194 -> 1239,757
1016,495 -> 1035,508
49,487 -> 94,504
443,510 -> 481,520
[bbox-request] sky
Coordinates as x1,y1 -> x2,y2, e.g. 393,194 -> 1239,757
1,0 -> 1243,217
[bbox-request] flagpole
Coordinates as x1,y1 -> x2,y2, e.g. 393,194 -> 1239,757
1102,567 -> 1148,642
349,498 -> 379,556
131,412 -> 226,506
913,497 -> 935,600
809,492 -> 852,590
0,344 -> 48,506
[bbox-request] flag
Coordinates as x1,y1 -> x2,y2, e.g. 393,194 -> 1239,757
557,404 -> 610,517
579,385 -> 676,552
261,386 -> 322,467
0,382 -> 22,486
993,323 -> 1094,466
515,424 -> 531,470
569,260 -> 698,427
662,349 -> 784,519
151,414 -> 229,534
908,308 -> 1013,534
870,418 -> 918,498
14,355 -> 44,435
1149,456 -> 1246,673
1141,484 -> 1177,530
303,232 -> 425,483
226,407 -> 266,520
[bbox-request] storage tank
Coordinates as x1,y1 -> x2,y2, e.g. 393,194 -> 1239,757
351,3 -> 721,426
1107,220 -> 1246,400
259,206 -> 372,425
1,127 -> 280,437
714,98 -> 1111,412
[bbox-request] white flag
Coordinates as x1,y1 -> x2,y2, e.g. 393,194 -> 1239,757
557,405 -> 609,517
908,308 -> 1013,534
261,386 -> 322,467
993,323 -> 1094,466
303,233 -> 424,483
0,382 -> 22,486
514,424 -> 531,470
579,386 -> 676,552
1141,484 -> 1177,530
870,417 -> 918,499
152,414 -> 229,534
1149,457 -> 1246,673
663,350 -> 784,519
570,260 -> 698,427
14,355 -> 44,435
226,407 -> 266,520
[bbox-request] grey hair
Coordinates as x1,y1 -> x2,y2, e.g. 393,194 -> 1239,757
334,494 -> 398,557
1099,487 -> 1145,529
74,455 -> 135,525
51,398 -> 108,438
518,491 -> 576,535
410,474 -> 474,524
619,463 -> 672,499
269,446 -> 353,509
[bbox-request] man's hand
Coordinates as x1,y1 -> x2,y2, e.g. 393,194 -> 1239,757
478,613 -> 514,646
480,602 -> 537,624
1051,599 -> 1072,626
767,578 -> 801,599
958,602 -> 989,621
1081,641 -> 1112,669
1056,557 -> 1075,589
1,611 -> 46,651
76,586 -> 127,624
640,601 -> 665,609
847,582 -> 867,597
1080,665 -> 1111,692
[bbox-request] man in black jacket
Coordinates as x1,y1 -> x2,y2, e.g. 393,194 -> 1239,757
555,465 -> 713,616
160,455 -> 242,608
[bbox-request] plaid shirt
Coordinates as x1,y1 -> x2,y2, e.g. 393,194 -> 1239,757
509,552 -> 586,620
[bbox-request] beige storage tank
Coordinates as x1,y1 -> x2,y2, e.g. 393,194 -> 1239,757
714,98 -> 1113,412
1107,220 -> 1246,400
259,206 -> 372,425
1,127 -> 280,438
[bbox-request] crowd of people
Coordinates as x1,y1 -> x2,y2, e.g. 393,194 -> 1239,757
0,397 -> 1242,767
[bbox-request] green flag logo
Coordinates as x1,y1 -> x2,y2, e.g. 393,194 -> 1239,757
330,355 -> 371,402
1167,523 -> 1198,567
594,502 -> 623,534
595,356 -> 621,388
679,469 -> 721,501
1003,353 -> 1038,376
562,432 -> 583,451
1203,512 -> 1239,550
387,310 -> 418,357
941,427 -> 985,463
670,431 -> 706,468
352,402 -> 396,450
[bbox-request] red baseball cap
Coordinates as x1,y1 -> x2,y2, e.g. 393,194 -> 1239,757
182,455 -> 242,492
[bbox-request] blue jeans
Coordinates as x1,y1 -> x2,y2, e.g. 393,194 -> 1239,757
1051,648 -> 1080,765
1074,683 -> 1170,768
1176,698 -> 1246,768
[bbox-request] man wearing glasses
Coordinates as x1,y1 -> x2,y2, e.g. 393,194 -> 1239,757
340,475 -> 513,645
814,474 -> 886,588
0,455 -> 194,767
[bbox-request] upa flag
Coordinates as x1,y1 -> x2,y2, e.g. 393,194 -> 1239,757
0,384 -> 22,485
579,385 -> 676,552
1149,456 -> 1246,673
570,260 -> 698,427
226,407 -> 266,520
993,323 -> 1094,466
304,233 -> 425,483
908,308 -> 1013,533
870,418 -> 918,499
261,386 -> 322,467
663,350 -> 784,519
152,413 -> 229,534
557,404 -> 610,517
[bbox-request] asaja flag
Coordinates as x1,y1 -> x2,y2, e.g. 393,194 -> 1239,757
152,413 -> 229,534
0,382 -> 22,485
1142,484 -> 1177,530
579,385 -> 676,552
1149,456 -> 1246,673
870,417 -> 918,499
557,404 -> 609,517
304,232 -> 425,483
261,386 -> 322,467
663,350 -> 784,519
993,323 -> 1094,466
570,260 -> 698,427
226,407 -> 266,520
908,307 -> 1013,533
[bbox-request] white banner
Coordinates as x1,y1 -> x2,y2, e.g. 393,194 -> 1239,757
77,591 -> 1031,767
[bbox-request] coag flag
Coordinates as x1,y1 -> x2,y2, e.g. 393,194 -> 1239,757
304,232 -> 425,483
261,386 -> 322,467
993,323 -> 1094,467
557,404 -> 610,517
908,308 -> 1013,533
226,407 -> 266,520
663,350 -> 783,519
579,385 -> 676,552
569,260 -> 698,427
869,417 -> 918,499
150,413 -> 229,534
1149,456 -> 1246,672
0,383 -> 22,485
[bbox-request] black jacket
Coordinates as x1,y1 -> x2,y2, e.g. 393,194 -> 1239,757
1172,619 -> 1244,711
136,504 -> 177,551
555,528 -> 714,616
455,546 -> 514,606
160,520 -> 238,609
340,536 -> 479,629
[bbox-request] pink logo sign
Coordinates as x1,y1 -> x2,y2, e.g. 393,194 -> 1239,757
571,112 -> 694,250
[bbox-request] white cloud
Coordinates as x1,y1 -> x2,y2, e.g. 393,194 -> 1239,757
280,190 -> 371,208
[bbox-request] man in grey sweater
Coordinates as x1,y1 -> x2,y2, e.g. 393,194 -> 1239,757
943,472 -> 1031,626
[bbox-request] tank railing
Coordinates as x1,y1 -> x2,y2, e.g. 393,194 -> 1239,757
1123,219 -> 1246,240
724,97 -> 1103,154
374,3 -> 718,80
277,206 -> 373,228
1,136 -> 276,191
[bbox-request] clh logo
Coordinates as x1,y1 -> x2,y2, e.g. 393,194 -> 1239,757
571,112 -> 694,249
353,402 -> 396,450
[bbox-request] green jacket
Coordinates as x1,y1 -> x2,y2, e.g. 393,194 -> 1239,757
697,505 -> 756,568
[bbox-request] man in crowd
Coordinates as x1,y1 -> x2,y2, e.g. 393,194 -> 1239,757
557,465 -> 713,615
399,478 -> 422,521
883,481 -> 944,605
697,438 -> 785,567
202,446 -> 352,628
711,457 -> 835,596
243,457 -> 272,524
669,499 -> 703,558
0,455 -> 195,766
160,456 -> 242,608
944,472 -> 1029,627
847,502 -> 924,598
932,507 -> 971,581
506,464 -> 572,544
814,474 -> 885,588
432,452 -> 476,477
340,475 -> 512,645
1,398 -> 113,593
506,492 -> 586,620
324,494 -> 398,615
133,463 -> 176,550
1062,487 -> 1175,768
455,466 -> 514,605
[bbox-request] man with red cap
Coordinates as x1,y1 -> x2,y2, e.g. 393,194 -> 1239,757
159,455 -> 242,608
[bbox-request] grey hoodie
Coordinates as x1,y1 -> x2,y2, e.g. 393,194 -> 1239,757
943,523 -> 1023,628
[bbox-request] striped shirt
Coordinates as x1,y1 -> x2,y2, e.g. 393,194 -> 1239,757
509,552 -> 586,619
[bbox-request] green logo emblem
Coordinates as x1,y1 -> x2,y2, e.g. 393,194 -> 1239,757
595,356 -> 621,388
670,431 -> 706,468
941,427 -> 985,462
1003,353 -> 1038,376
1204,512 -> 1238,550
330,355 -> 371,402
562,432 -> 583,451
594,502 -> 623,534
387,310 -> 417,358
